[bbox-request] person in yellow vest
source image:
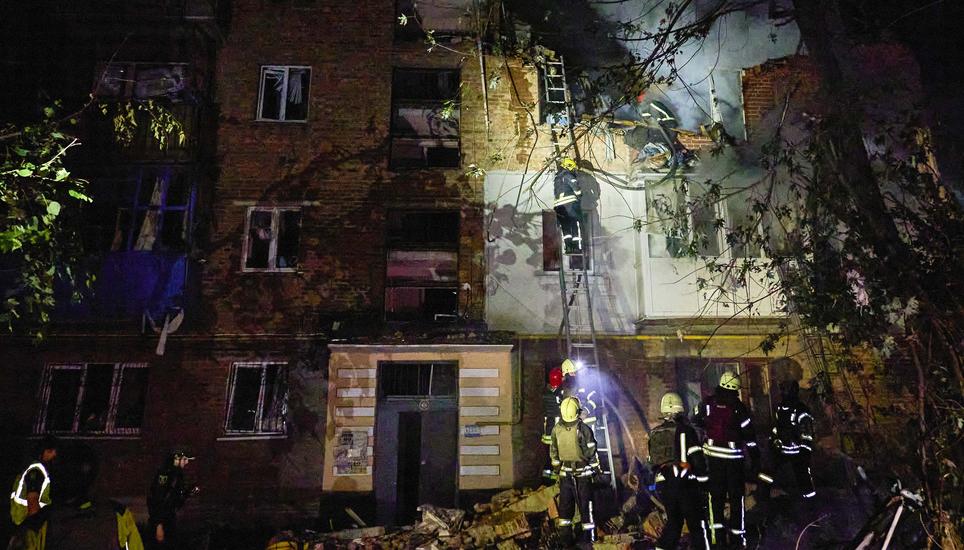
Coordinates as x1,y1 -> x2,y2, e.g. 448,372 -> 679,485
550,396 -> 601,547
9,443 -> 143,550
10,437 -> 59,527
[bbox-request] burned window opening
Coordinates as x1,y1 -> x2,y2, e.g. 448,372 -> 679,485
390,68 -> 460,169
35,363 -> 149,435
94,62 -> 191,101
385,210 -> 460,323
224,362 -> 288,435
378,361 -> 457,398
257,66 -> 311,122
243,207 -> 302,271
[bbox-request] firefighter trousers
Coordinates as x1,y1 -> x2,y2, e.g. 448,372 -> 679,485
776,451 -> 815,499
557,474 -> 594,545
655,474 -> 710,550
706,456 -> 746,548
554,203 -> 583,253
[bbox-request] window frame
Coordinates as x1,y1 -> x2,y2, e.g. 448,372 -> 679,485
645,178 -> 724,259
256,65 -> 312,122
389,68 -> 462,169
377,360 -> 458,399
223,362 -> 289,436
241,206 -> 302,273
34,363 -> 149,437
109,166 -> 195,253
384,209 -> 461,322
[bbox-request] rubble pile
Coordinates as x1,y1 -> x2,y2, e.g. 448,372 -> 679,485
265,484 -> 644,549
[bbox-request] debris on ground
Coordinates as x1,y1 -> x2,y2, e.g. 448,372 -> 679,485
265,483 -> 653,549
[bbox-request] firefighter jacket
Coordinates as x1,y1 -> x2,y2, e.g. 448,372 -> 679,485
553,168 -> 582,207
147,465 -> 189,525
550,419 -> 600,477
555,374 -> 599,424
649,419 -> 708,484
695,392 -> 760,465
771,400 -> 815,455
10,462 -> 52,526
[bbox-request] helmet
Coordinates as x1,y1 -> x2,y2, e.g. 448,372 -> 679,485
548,367 -> 564,390
561,358 -> 582,376
560,396 -> 582,422
560,157 -> 577,171
719,371 -> 741,391
659,392 -> 684,417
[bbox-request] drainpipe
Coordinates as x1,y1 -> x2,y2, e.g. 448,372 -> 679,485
475,0 -> 491,141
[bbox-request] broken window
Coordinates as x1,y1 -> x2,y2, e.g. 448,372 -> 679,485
385,210 -> 459,322
390,69 -> 460,168
243,207 -> 301,271
35,363 -> 149,435
725,193 -> 763,258
257,66 -> 311,122
378,361 -> 457,397
92,167 -> 194,254
94,62 -> 189,101
395,0 -> 473,42
542,209 -> 595,272
646,179 -> 721,258
224,362 -> 288,435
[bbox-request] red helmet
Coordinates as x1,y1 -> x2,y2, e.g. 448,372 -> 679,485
548,367 -> 564,390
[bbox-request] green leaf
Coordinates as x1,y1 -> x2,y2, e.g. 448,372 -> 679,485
15,168 -> 33,177
68,189 -> 92,202
13,147 -> 28,157
43,107 -> 55,118
54,168 -> 69,181
46,201 -> 61,217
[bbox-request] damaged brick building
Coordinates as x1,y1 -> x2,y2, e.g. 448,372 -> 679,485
0,0 -> 880,537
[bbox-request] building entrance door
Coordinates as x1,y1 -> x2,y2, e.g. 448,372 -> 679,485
374,362 -> 459,525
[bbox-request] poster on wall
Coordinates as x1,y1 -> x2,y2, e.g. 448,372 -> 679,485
334,428 -> 369,475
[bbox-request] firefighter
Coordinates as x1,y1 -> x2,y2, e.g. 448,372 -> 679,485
542,365 -> 565,481
553,157 -> 583,255
147,450 -> 199,548
557,358 -> 599,425
770,380 -> 816,499
649,392 -> 710,550
550,396 -> 601,547
695,371 -> 760,548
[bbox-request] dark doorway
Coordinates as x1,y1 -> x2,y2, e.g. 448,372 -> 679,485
396,412 -> 422,524
374,361 -> 459,525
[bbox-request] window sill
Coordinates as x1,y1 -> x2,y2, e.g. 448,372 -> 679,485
217,433 -> 288,441
29,434 -> 141,440
253,119 -> 309,124
240,268 -> 301,274
535,270 -> 600,278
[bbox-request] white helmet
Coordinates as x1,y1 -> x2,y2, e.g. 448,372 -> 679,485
719,371 -> 740,391
659,392 -> 684,416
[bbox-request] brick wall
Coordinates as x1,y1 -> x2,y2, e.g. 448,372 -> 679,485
740,55 -> 820,140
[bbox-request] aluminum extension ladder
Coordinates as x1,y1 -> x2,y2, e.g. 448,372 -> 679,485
545,55 -> 618,490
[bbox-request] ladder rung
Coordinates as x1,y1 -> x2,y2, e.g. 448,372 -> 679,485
573,342 -> 595,348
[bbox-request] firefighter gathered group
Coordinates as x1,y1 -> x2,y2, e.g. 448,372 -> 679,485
543,359 -> 817,549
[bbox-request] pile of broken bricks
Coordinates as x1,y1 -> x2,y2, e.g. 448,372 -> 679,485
266,484 -> 646,549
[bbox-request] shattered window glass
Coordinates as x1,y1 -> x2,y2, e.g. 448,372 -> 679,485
726,193 -> 763,258
390,69 -> 460,168
646,180 -> 688,258
258,66 -> 310,122
37,364 -> 149,434
106,167 -> 193,253
226,363 -> 288,435
244,208 -> 301,271
385,210 -> 460,322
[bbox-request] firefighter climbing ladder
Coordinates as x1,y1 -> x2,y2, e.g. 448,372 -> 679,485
544,56 -> 617,490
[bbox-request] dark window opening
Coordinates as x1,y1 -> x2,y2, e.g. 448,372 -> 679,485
244,208 -> 301,271
225,363 -> 288,434
390,69 -> 460,169
257,66 -> 311,122
385,210 -> 460,322
378,362 -> 457,398
36,363 -> 149,435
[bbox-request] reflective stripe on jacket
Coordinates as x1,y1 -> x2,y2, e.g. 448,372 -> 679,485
10,463 -> 51,526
